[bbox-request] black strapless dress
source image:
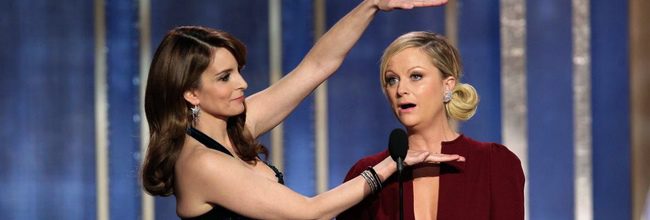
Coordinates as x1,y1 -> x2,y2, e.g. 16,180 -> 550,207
182,127 -> 284,220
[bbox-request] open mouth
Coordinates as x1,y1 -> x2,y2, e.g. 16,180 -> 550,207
399,103 -> 416,110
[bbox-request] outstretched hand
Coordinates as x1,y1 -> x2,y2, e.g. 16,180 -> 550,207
376,0 -> 448,11
403,149 -> 465,166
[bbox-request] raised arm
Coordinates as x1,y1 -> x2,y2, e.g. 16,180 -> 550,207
245,0 -> 448,137
184,149 -> 463,219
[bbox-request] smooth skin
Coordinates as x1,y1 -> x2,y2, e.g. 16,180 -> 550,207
383,47 -> 458,219
178,0 -> 462,219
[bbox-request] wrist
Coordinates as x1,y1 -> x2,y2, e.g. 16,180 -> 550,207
373,157 -> 397,181
363,0 -> 381,11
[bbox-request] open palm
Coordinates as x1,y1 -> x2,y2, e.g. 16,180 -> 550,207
376,0 -> 448,11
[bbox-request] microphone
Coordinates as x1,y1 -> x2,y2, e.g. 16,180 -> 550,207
388,128 -> 408,220
388,128 -> 408,173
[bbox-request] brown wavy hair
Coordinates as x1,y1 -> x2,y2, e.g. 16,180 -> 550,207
141,26 -> 267,196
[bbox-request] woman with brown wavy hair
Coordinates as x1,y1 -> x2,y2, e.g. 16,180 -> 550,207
140,1 -> 465,219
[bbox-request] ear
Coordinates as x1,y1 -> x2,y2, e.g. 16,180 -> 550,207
183,89 -> 200,106
443,76 -> 457,91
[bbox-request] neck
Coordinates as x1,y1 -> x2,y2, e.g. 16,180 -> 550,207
406,117 -> 458,153
193,114 -> 231,149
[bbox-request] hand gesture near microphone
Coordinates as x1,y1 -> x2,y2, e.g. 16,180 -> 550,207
391,128 -> 465,169
403,149 -> 466,166
387,128 -> 465,220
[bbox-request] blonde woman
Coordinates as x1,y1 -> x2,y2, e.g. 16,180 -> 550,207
339,32 -> 524,220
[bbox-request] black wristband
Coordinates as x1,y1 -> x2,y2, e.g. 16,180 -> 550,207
366,166 -> 382,191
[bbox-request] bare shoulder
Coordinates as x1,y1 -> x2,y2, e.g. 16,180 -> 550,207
175,144 -> 248,216
175,142 -> 296,219
176,144 -> 240,182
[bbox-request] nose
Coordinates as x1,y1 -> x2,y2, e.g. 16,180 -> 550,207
235,71 -> 248,90
395,80 -> 408,97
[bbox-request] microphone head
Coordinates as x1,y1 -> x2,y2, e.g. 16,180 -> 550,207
388,128 -> 408,162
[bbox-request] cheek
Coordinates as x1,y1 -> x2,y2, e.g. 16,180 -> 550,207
388,98 -> 397,108
418,83 -> 440,97
199,88 -> 230,106
212,87 -> 232,99
384,91 -> 397,105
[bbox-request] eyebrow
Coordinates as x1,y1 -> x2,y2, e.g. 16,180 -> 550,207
385,66 -> 426,75
213,68 -> 234,77
406,66 -> 426,73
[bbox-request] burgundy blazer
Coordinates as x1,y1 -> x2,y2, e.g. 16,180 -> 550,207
338,135 -> 525,220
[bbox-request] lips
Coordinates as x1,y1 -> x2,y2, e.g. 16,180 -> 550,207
397,102 -> 416,113
233,95 -> 245,102
399,103 -> 416,109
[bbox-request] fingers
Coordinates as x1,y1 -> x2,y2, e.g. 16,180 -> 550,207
413,0 -> 448,7
426,153 -> 465,164
384,1 -> 413,10
380,0 -> 448,11
402,151 -> 430,166
403,151 -> 466,167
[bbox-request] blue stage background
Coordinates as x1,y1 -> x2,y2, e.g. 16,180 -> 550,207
0,0 -> 640,219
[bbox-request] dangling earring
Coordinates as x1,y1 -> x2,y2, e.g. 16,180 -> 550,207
443,89 -> 452,103
190,105 -> 200,122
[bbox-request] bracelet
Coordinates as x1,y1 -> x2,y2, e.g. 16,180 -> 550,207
360,167 -> 382,194
360,170 -> 377,194
366,166 -> 382,187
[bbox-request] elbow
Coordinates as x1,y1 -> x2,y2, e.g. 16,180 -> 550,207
309,198 -> 329,220
269,197 -> 327,220
299,197 -> 330,220
303,55 -> 344,77
320,59 -> 344,75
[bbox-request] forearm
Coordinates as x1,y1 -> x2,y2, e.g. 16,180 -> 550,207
276,0 -> 380,96
299,0 -> 379,77
309,156 -> 396,219
244,0 -> 379,136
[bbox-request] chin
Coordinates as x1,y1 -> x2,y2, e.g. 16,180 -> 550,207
226,107 -> 245,117
397,117 -> 418,128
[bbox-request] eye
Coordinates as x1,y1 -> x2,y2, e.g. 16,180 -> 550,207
385,75 -> 399,86
218,72 -> 231,82
410,72 -> 423,81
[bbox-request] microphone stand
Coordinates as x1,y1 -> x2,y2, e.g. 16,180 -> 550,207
398,157 -> 404,220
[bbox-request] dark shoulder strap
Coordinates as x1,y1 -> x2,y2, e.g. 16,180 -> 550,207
186,127 -> 234,157
187,127 -> 285,184
263,161 -> 285,184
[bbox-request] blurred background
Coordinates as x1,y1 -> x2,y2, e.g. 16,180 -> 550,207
1,0 -> 648,219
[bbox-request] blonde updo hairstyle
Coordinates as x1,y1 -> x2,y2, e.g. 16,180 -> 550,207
380,31 -> 479,121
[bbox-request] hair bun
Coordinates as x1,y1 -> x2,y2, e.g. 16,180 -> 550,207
446,83 -> 479,121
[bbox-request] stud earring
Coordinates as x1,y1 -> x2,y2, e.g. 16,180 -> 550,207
443,90 -> 452,103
